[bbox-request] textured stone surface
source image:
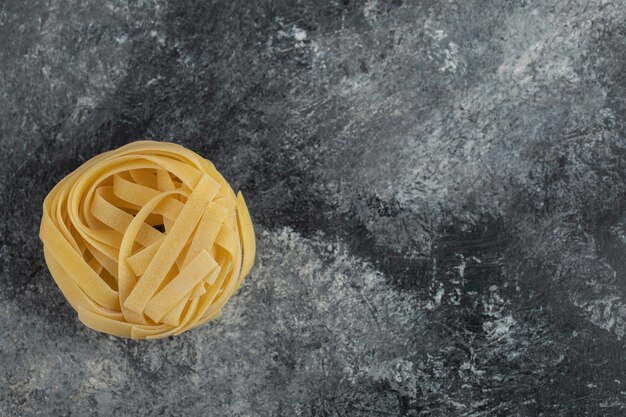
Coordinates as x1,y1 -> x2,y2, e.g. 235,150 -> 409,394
1,0 -> 626,415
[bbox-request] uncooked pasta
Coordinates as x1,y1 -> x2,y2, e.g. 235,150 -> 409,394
39,141 -> 255,339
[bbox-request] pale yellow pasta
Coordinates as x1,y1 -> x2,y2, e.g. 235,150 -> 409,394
40,141 -> 256,339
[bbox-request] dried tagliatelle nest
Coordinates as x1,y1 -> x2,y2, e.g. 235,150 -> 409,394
40,141 -> 256,339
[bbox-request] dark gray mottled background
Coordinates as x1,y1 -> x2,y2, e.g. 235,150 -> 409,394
1,0 -> 626,416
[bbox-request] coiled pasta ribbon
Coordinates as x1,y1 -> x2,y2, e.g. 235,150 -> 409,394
40,141 -> 255,339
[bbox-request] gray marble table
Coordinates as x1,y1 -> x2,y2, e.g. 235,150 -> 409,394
1,1 -> 625,415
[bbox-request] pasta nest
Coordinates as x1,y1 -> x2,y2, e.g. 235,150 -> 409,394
40,141 -> 255,339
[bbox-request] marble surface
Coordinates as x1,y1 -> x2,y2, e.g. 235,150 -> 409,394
1,1 -> 626,415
